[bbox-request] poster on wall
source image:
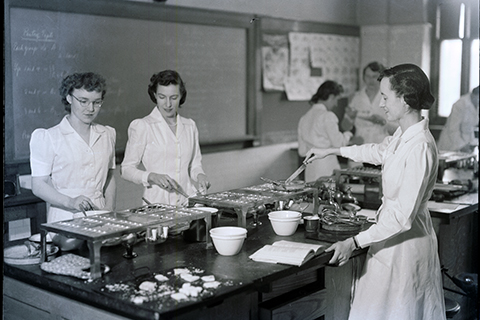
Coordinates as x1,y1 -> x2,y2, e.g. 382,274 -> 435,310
285,32 -> 359,101
261,34 -> 289,91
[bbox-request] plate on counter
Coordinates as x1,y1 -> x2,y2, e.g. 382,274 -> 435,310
29,233 -> 53,243
4,244 -> 59,265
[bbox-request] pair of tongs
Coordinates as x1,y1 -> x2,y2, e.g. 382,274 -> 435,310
284,154 -> 314,184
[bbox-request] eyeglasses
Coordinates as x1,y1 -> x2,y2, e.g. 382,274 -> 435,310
70,94 -> 104,108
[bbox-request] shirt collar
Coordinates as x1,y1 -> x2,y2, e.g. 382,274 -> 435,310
397,117 -> 429,142
149,107 -> 180,125
58,115 -> 105,141
312,103 -> 327,112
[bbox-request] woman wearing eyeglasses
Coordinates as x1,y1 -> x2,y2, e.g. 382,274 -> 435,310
30,72 -> 116,227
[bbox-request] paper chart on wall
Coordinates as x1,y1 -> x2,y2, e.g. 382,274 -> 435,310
284,32 -> 359,101
262,34 -> 289,91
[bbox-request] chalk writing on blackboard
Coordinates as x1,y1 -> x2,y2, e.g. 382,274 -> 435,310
7,7 -> 249,162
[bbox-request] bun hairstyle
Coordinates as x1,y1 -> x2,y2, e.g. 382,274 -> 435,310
60,72 -> 106,112
363,61 -> 385,76
309,80 -> 344,105
378,64 -> 435,110
148,70 -> 187,105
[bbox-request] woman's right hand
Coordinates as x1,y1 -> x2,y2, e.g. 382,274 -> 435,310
148,173 -> 179,192
70,196 -> 96,212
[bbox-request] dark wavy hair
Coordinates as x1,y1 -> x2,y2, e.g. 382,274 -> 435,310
148,70 -> 187,105
363,61 -> 385,77
378,64 -> 434,110
309,80 -> 344,105
59,72 -> 106,112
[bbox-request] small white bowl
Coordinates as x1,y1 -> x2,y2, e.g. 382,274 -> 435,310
268,210 -> 302,220
269,216 -> 301,236
210,226 -> 247,237
210,227 -> 247,256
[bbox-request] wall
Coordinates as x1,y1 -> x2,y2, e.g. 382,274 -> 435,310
140,0 -> 358,26
113,0 -> 359,209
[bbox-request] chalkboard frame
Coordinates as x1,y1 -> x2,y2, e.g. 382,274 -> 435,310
4,0 -> 258,169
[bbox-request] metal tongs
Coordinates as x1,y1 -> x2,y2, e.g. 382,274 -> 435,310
284,154 -> 314,184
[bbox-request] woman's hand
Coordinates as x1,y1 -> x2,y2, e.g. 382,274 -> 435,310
325,238 -> 356,266
70,196 -> 96,212
148,173 -> 179,192
196,174 -> 211,195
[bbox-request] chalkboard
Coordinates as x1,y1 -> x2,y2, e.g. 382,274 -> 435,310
5,0 -> 256,163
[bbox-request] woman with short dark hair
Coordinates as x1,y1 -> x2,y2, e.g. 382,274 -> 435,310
305,64 -> 445,319
121,70 -> 210,207
297,80 -> 353,180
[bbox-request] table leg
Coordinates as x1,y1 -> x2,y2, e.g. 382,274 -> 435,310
40,229 -> 48,262
87,240 -> 103,279
234,208 -> 248,228
203,214 -> 213,249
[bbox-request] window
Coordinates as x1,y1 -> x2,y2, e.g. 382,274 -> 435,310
470,38 -> 479,92
436,1 -> 478,117
438,40 -> 462,117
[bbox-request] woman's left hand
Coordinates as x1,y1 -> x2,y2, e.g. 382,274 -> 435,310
196,174 -> 211,194
325,238 -> 356,266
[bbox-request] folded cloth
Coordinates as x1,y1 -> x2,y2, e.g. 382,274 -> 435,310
40,254 -> 91,279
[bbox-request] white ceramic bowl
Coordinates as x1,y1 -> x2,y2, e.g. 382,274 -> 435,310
268,211 -> 302,236
268,210 -> 302,220
209,227 -> 247,256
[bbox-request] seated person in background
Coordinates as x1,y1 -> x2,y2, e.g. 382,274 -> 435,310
297,80 -> 353,182
121,70 -> 210,208
437,86 -> 479,153
342,61 -> 398,149
30,72 -> 116,250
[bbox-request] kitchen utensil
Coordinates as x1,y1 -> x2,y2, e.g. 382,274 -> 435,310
79,204 -> 87,217
268,211 -> 302,236
260,177 -> 285,189
285,154 -> 314,184
4,244 -> 58,265
304,215 -> 320,232
209,227 -> 247,256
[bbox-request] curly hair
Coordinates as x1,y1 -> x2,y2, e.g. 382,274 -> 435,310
378,64 -> 434,110
309,80 -> 344,105
147,70 -> 187,105
59,72 -> 106,112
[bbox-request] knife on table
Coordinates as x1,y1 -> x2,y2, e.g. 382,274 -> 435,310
284,154 -> 314,184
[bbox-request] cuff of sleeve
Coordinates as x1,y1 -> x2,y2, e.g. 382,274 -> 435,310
142,171 -> 151,187
355,230 -> 371,248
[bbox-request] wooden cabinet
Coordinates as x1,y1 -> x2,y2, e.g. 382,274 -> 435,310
3,188 -> 47,245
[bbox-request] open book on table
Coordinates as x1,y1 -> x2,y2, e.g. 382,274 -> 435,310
249,240 -> 326,267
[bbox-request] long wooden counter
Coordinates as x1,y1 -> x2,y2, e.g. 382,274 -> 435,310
4,190 -> 478,320
3,212 -> 367,320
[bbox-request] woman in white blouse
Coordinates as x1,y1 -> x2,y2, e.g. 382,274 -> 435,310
297,80 -> 353,181
121,70 -> 210,207
30,72 -> 116,223
305,64 -> 445,319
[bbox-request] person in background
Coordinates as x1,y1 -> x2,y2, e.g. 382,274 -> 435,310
342,62 -> 397,148
30,72 -> 116,249
437,86 -> 479,152
297,80 -> 353,181
121,70 -> 210,208
305,64 -> 445,319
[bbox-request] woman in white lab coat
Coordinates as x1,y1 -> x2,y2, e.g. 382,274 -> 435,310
121,70 -> 210,207
297,80 -> 353,181
305,64 -> 445,320
30,72 -> 116,223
